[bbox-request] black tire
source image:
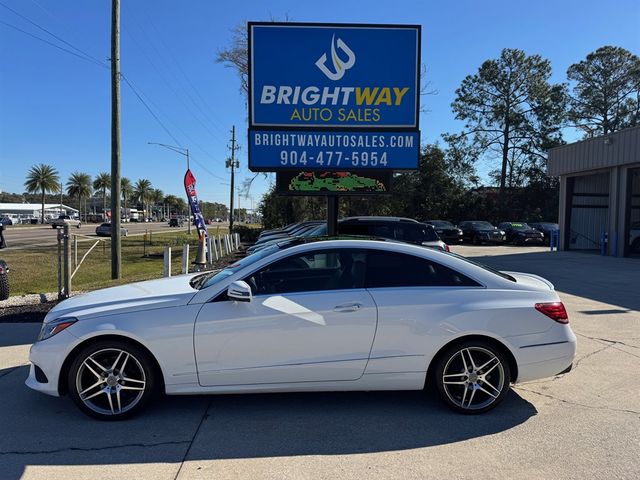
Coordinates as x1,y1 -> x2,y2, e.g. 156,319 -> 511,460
0,273 -> 8,301
77,223 -> 81,229
472,234 -> 480,245
67,340 -> 158,420
434,340 -> 511,414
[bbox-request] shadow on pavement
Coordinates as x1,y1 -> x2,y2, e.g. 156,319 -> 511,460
1,365 -> 537,479
470,250 -> 640,311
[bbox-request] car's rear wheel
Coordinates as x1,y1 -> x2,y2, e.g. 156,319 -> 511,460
434,340 -> 511,414
68,341 -> 157,420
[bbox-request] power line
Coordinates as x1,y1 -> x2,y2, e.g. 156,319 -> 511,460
1,3 -> 229,185
120,73 -> 183,146
0,0 -> 107,68
122,4 -> 227,142
0,19 -> 108,69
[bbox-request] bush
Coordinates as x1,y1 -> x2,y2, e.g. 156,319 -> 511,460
233,225 -> 262,243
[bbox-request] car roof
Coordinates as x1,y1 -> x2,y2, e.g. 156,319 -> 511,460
341,216 -> 420,223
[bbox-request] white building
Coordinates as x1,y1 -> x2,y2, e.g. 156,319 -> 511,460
0,203 -> 79,223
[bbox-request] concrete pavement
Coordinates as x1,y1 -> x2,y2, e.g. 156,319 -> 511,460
0,247 -> 638,479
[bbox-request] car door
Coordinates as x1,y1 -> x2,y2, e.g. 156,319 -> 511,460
194,248 -> 377,386
362,249 -> 484,374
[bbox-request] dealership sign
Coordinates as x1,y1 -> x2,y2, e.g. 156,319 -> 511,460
248,22 -> 421,171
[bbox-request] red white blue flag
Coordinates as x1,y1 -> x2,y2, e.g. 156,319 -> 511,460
184,169 -> 209,260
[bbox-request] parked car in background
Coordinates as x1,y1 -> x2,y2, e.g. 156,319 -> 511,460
95,223 -> 128,237
498,222 -> 545,245
0,217 -> 13,226
458,221 -> 506,245
247,222 -> 324,254
168,218 -> 184,227
50,215 -> 81,229
529,222 -> 560,246
425,220 -> 463,243
337,217 -> 449,251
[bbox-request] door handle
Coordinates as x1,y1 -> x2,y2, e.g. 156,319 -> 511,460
333,302 -> 363,312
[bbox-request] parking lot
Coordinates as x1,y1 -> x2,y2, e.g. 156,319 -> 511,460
0,246 -> 638,480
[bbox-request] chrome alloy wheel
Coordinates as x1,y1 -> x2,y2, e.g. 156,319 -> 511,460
441,346 -> 505,411
75,348 -> 146,416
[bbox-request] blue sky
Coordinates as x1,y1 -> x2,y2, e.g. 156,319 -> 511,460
1,0 -> 638,207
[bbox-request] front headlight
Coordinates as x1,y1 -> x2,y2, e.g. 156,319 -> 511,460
37,317 -> 77,341
500,230 -> 506,235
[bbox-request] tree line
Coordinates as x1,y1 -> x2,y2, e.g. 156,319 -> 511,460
14,166 -> 228,224
252,45 -> 639,227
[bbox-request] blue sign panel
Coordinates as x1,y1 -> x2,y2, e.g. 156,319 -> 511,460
249,130 -> 419,171
249,23 -> 420,129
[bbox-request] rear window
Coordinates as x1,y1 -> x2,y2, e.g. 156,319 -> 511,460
365,250 -> 480,288
444,251 -> 516,282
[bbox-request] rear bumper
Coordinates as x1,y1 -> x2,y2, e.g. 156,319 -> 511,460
514,330 -> 577,383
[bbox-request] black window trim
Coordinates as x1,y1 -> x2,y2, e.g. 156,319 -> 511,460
235,246 -> 486,297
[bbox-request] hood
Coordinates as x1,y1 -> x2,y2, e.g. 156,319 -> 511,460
45,275 -> 199,323
503,271 -> 555,291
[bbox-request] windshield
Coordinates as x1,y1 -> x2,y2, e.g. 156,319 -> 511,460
470,222 -> 495,229
192,244 -> 281,290
444,251 -> 516,282
400,224 -> 439,242
429,220 -> 453,228
508,223 -> 530,231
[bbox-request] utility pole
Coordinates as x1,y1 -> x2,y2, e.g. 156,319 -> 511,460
59,181 -> 63,215
110,0 -> 122,279
226,126 -> 239,232
147,142 -> 191,234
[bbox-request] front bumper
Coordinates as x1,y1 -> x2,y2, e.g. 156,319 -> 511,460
25,330 -> 78,397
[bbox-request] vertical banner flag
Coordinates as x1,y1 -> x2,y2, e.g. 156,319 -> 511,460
183,169 -> 209,259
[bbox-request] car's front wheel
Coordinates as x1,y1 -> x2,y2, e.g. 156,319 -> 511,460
68,341 -> 157,420
434,341 -> 511,414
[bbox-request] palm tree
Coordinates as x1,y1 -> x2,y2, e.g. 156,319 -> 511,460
150,188 -> 164,219
66,172 -> 92,222
121,177 -> 133,220
24,164 -> 60,224
93,172 -> 111,221
133,179 -> 152,221
163,194 -> 178,217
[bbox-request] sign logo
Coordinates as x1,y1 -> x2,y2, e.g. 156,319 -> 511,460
315,34 -> 356,81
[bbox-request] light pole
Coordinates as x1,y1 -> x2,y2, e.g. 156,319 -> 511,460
148,142 -> 191,234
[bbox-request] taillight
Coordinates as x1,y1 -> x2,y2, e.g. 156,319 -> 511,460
444,244 -> 450,252
535,302 -> 569,324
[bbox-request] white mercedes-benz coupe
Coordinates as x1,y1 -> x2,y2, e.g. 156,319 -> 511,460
26,239 -> 576,420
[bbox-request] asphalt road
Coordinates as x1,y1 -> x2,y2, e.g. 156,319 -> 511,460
0,247 -> 638,479
0,222 -> 204,250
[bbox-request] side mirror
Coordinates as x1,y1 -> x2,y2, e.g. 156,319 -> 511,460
227,280 -> 252,302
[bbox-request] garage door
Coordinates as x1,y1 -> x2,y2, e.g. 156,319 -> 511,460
568,173 -> 609,251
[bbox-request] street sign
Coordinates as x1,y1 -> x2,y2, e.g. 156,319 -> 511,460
276,170 -> 392,195
248,22 -> 421,172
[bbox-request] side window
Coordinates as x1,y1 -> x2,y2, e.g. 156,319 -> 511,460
369,224 -> 393,239
244,249 -> 366,295
364,250 -> 480,288
339,223 -> 370,236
